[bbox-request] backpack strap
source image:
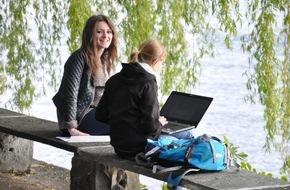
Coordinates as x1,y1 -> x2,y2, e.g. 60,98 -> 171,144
167,168 -> 199,190
210,135 -> 241,171
207,137 -> 217,163
184,140 -> 198,164
210,135 -> 229,164
145,146 -> 160,157
228,157 -> 241,172
135,146 -> 161,167
152,164 -> 183,174
205,135 -> 230,165
135,152 -> 156,167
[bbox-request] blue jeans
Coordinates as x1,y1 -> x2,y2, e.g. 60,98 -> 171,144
169,130 -> 193,139
159,130 -> 194,141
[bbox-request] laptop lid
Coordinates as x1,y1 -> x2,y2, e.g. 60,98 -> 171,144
160,91 -> 213,128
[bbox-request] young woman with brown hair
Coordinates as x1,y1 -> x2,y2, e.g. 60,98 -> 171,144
53,14 -> 118,136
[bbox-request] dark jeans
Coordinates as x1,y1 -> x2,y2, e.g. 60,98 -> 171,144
77,108 -> 110,135
62,109 -> 110,136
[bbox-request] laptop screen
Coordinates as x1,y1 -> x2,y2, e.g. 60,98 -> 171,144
160,91 -> 213,127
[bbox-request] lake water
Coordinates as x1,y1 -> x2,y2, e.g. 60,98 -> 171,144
1,33 -> 285,190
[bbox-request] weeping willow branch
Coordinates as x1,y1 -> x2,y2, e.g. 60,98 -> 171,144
242,1 -> 290,177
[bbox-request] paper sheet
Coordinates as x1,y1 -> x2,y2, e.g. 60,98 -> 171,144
56,135 -> 110,143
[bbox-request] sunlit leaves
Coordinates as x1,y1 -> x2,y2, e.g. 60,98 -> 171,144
0,0 -> 68,110
1,0 -> 34,110
225,136 -> 289,181
15,77 -> 35,109
67,0 -> 93,52
241,0 -> 290,178
223,136 -> 248,162
0,74 -> 6,94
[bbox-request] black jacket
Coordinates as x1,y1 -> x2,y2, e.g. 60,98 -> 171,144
96,62 -> 162,157
52,49 -> 94,130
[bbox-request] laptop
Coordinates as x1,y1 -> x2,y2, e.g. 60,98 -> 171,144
160,91 -> 213,134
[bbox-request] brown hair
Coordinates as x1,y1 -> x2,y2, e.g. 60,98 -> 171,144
81,14 -> 118,76
130,39 -> 166,66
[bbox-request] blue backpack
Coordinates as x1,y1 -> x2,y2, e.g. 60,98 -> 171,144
136,134 -> 236,189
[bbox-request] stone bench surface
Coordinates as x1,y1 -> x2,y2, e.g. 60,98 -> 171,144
78,146 -> 290,190
1,108 -> 290,190
0,108 -> 108,152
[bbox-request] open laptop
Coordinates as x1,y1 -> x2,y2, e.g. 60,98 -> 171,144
160,91 -> 213,134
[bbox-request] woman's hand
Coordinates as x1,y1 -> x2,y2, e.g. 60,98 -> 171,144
68,128 -> 90,136
159,116 -> 168,126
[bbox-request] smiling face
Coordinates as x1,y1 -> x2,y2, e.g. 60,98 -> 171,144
93,21 -> 113,50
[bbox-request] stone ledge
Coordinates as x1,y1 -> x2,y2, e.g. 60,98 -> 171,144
78,146 -> 290,190
0,108 -> 109,153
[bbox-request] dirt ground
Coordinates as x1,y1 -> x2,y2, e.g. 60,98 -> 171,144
0,159 -> 70,190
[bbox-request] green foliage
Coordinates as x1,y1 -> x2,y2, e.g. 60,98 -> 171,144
241,0 -> 290,177
0,74 -> 6,94
240,161 -> 290,182
140,183 -> 148,190
223,136 -> 248,162
225,136 -> 289,181
0,0 -> 68,111
67,0 -> 93,52
161,182 -> 168,190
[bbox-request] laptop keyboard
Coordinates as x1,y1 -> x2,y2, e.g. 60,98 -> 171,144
164,123 -> 182,131
162,121 -> 194,134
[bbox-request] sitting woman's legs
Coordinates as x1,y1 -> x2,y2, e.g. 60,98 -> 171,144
78,108 -> 110,135
169,130 -> 193,139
